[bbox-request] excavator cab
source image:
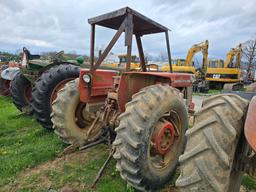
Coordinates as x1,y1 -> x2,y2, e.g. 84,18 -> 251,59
206,44 -> 242,90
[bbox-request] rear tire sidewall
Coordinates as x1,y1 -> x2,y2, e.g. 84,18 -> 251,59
0,65 -> 10,95
32,64 -> 80,129
10,72 -> 32,112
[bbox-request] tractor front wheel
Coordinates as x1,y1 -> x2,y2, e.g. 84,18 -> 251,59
10,72 -> 32,114
176,94 -> 249,192
51,79 -> 102,145
32,64 -> 80,130
113,84 -> 188,191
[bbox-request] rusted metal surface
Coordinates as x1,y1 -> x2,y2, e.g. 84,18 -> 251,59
90,24 -> 95,69
165,31 -> 172,73
74,7 -> 194,187
152,121 -> 175,155
125,13 -> 133,71
117,72 -> 192,112
50,78 -> 74,105
88,7 -> 169,35
91,18 -> 127,71
244,96 -> 256,152
149,111 -> 182,170
86,6 -> 172,73
135,34 -> 146,71
91,149 -> 115,188
25,85 -> 32,102
79,69 -> 118,103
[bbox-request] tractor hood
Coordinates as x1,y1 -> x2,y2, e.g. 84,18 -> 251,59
1,67 -> 20,80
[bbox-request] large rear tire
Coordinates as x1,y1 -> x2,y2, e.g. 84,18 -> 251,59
0,64 -> 10,96
176,94 -> 249,192
51,79 -> 102,145
113,84 -> 188,191
10,72 -> 32,113
32,64 -> 80,130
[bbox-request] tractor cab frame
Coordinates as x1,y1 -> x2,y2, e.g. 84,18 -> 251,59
79,7 -> 193,111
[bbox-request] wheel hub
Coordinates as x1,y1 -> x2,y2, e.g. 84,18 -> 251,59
152,121 -> 175,155
25,86 -> 32,102
50,78 -> 74,104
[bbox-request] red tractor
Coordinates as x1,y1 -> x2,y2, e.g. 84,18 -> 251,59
51,7 -> 194,191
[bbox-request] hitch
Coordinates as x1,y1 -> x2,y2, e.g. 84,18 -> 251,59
60,125 -> 115,188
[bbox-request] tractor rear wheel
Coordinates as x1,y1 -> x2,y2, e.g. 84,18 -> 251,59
51,79 -> 102,145
176,94 -> 248,192
113,84 -> 188,191
10,72 -> 32,114
32,64 -> 80,130
0,64 -> 10,95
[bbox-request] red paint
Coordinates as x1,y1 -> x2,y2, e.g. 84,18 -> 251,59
124,72 -> 193,87
152,122 -> 175,155
79,69 -> 118,103
117,72 -> 193,112
244,96 -> 256,152
189,101 -> 195,113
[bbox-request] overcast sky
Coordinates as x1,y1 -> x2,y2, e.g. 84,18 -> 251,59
0,0 -> 255,59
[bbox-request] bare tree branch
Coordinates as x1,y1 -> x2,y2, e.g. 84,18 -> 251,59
242,38 -> 256,81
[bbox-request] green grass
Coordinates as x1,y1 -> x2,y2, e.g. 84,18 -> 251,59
242,175 -> 256,191
0,96 -> 132,192
0,96 -> 66,186
0,96 -> 255,191
193,89 -> 221,96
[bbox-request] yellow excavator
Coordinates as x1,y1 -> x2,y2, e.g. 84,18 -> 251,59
104,54 -> 159,71
161,58 -> 193,72
206,44 -> 242,90
104,54 -> 140,69
162,40 -> 209,92
161,40 -> 209,75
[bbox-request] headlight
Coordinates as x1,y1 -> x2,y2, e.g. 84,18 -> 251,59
83,74 -> 91,83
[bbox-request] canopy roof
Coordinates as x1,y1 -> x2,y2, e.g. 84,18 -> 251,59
88,7 -> 170,35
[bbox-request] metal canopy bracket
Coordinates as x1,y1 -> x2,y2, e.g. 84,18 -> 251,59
91,18 -> 127,71
125,13 -> 133,71
88,7 -> 172,72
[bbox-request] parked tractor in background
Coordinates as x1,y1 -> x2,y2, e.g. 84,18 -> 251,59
176,93 -> 256,192
162,40 -> 209,92
0,63 -> 19,96
1,48 -> 82,129
51,7 -> 194,191
206,44 -> 243,90
0,56 -> 16,95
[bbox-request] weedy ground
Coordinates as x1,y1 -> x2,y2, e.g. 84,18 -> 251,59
0,96 -> 255,192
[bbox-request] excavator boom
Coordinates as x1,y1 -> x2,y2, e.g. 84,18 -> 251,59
224,44 -> 242,68
185,40 -> 209,71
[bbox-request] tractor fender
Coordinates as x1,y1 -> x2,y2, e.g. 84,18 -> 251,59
244,96 -> 256,152
0,67 -> 20,80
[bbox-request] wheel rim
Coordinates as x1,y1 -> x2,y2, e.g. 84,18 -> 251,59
0,80 -> 10,95
149,110 -> 182,170
50,78 -> 74,105
74,102 -> 88,128
25,85 -> 32,103
73,101 -> 101,140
